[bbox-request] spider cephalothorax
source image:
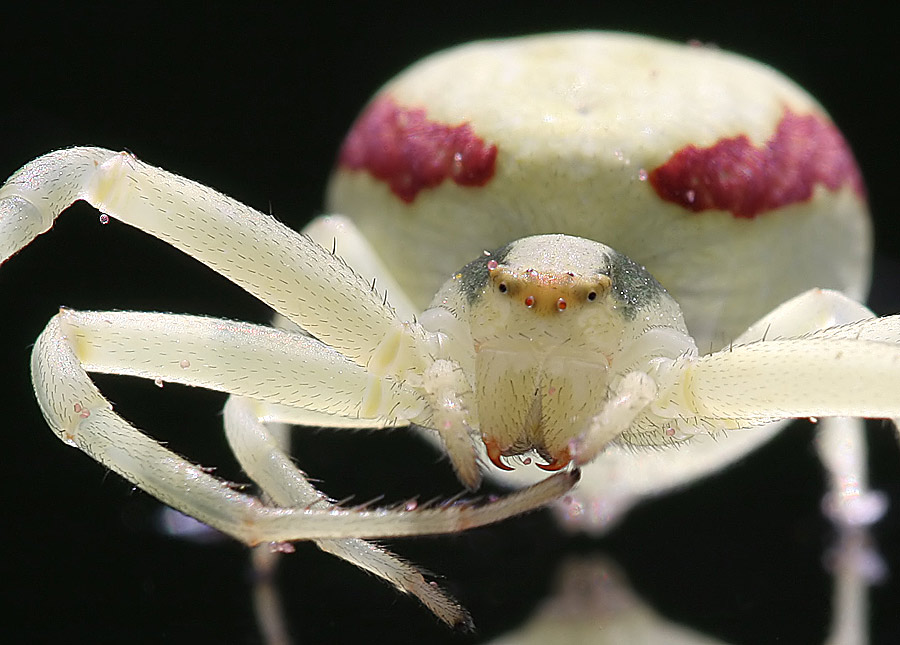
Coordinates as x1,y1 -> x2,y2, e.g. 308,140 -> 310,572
422,234 -> 692,472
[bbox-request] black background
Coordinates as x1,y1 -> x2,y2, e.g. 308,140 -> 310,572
2,3 -> 899,644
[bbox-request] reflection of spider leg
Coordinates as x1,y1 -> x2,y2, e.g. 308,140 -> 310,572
825,523 -> 886,645
250,544 -> 292,645
819,416 -> 887,645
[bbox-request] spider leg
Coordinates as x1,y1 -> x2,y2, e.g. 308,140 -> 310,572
0,147 -> 430,369
644,290 -> 895,644
32,309 -> 576,543
817,416 -> 888,528
225,396 -> 473,629
302,214 -> 418,322
661,309 -> 900,425
58,308 -> 426,421
734,288 -> 895,527
0,147 -> 484,486
733,288 -> 883,344
525,291 -> 890,532
655,289 -> 900,527
299,215 -> 485,488
572,371 -> 657,466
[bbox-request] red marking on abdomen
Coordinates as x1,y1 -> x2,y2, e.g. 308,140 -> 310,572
649,110 -> 866,218
337,95 -> 497,203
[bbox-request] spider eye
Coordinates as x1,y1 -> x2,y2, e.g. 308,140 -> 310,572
587,291 -> 597,301
498,282 -> 508,293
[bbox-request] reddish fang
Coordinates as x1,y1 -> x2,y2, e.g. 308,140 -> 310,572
483,437 -> 514,471
649,109 -> 866,218
338,95 -> 497,203
536,451 -> 572,471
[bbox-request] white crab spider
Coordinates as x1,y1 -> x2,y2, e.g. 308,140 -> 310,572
0,32 -> 895,629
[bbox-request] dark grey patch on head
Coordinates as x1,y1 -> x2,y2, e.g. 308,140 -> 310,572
458,242 -> 513,305
606,250 -> 666,320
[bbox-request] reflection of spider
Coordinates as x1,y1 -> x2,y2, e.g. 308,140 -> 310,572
0,33 -> 893,628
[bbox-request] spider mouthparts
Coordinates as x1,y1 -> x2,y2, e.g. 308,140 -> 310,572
483,436 -> 514,471
535,455 -> 571,471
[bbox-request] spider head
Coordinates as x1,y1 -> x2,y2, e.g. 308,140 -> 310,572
424,234 -> 690,472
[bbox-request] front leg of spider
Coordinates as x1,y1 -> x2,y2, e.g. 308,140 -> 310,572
0,148 -> 578,547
